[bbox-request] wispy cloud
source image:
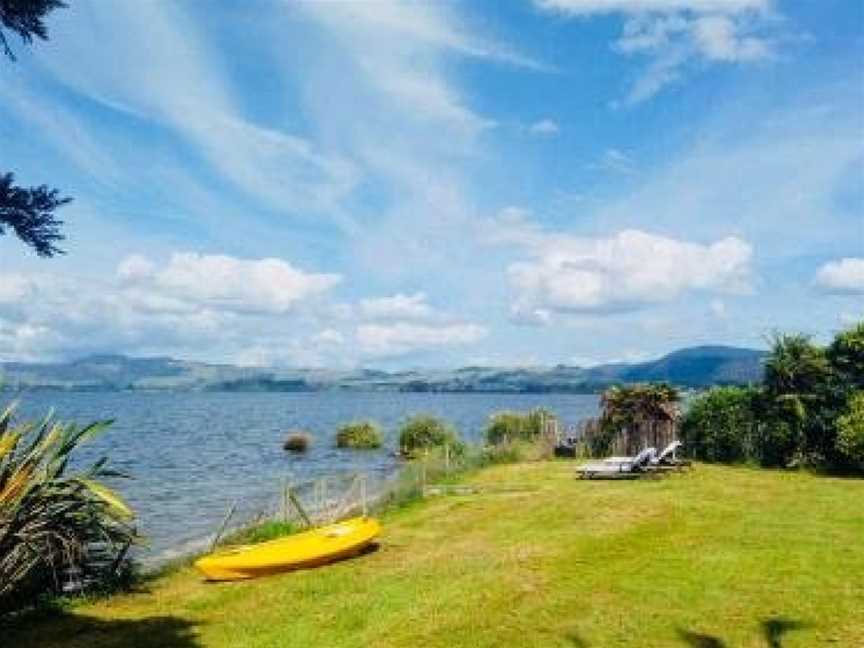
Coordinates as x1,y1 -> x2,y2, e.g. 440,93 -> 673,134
529,119 -> 561,136
356,322 -> 487,357
534,0 -> 780,104
32,2 -> 359,216
535,1 -> 768,14
588,148 -> 636,174
359,293 -> 436,322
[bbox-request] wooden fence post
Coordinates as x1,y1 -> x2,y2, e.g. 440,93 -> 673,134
210,500 -> 238,551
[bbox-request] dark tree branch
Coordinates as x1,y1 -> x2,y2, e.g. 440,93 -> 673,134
0,171 -> 71,257
0,0 -> 67,61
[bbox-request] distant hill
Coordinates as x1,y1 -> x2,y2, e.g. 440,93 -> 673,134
0,345 -> 765,393
603,346 -> 767,387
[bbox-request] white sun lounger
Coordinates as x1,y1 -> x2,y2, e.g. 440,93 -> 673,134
577,447 -> 657,479
603,440 -> 684,469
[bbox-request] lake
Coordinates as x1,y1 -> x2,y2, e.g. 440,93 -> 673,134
12,391 -> 599,562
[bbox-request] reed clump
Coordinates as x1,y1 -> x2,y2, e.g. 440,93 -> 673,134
283,431 -> 311,452
336,421 -> 382,449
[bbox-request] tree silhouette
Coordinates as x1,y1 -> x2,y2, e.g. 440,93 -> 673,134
0,172 -> 70,256
0,0 -> 66,60
1,0 -> 71,256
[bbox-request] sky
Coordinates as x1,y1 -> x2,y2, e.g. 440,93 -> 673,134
0,0 -> 862,368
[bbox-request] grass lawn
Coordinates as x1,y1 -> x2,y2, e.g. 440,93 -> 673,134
6,462 -> 863,647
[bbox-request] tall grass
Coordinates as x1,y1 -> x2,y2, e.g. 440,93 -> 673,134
0,403 -> 137,612
375,437 -> 551,514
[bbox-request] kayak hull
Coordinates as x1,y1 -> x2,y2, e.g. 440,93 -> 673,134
194,516 -> 381,581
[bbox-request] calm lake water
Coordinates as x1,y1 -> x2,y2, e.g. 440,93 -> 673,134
13,391 -> 599,562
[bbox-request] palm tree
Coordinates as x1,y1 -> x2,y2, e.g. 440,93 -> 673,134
761,332 -> 832,462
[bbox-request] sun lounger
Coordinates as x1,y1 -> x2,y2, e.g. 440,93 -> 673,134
601,440 -> 689,471
577,447 -> 657,479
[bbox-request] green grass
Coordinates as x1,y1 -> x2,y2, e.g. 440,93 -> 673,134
4,463 -> 863,647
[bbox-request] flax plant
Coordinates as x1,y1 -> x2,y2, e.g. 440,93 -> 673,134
0,402 -> 137,608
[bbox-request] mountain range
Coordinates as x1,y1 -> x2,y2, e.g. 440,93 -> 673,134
0,345 -> 766,393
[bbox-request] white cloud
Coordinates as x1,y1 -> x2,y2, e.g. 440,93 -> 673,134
691,15 -> 772,62
489,217 -> 753,320
815,258 -> 864,295
312,329 -> 345,346
359,292 -> 435,321
529,119 -> 560,135
118,253 -> 341,314
535,0 -> 777,104
710,298 -> 728,318
33,2 -> 360,215
589,148 -> 636,174
0,276 -> 35,304
534,0 -> 768,14
356,322 -> 487,357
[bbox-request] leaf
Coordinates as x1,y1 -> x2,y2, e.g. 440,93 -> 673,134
0,430 -> 22,461
77,478 -> 134,519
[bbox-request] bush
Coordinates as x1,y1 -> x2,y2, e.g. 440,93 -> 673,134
283,431 -> 310,452
398,415 -> 461,457
335,421 -> 382,449
0,404 -> 137,612
836,392 -> 864,469
681,386 -> 759,463
827,322 -> 864,389
755,416 -> 800,468
485,408 -> 555,445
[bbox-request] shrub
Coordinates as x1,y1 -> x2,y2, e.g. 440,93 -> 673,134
335,421 -> 382,449
0,404 -> 137,611
485,408 -> 555,445
486,412 -> 526,445
827,321 -> 864,389
681,386 -> 759,463
755,416 -> 800,468
587,424 -> 617,458
283,431 -> 310,452
836,392 -> 864,469
398,415 -> 461,457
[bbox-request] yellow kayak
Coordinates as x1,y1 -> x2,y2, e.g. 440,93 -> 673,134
194,516 -> 381,581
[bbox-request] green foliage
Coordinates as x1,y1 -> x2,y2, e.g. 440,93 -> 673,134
485,408 -> 555,445
681,386 -> 759,463
600,383 -> 680,433
681,322 -> 864,472
827,321 -> 864,389
836,392 -> 864,468
763,332 -> 830,399
221,520 -> 296,546
335,421 -> 382,449
754,416 -> 799,468
763,331 -> 840,464
478,439 -> 548,466
485,412 -> 525,445
0,403 -> 137,611
398,415 -> 461,457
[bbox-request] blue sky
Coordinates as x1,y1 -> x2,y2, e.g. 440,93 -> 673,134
0,0 -> 862,368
